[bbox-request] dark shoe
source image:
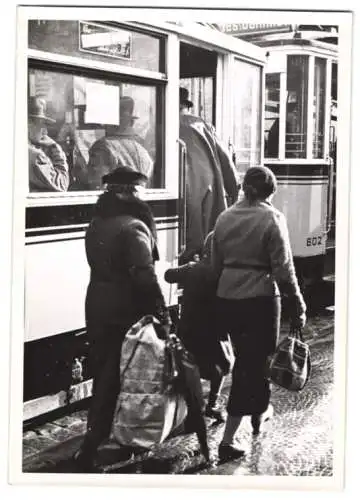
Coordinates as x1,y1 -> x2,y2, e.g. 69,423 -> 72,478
251,404 -> 274,435
72,449 -> 97,473
205,405 -> 226,423
218,443 -> 246,462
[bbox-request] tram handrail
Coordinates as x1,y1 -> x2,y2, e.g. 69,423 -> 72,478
325,157 -> 335,234
178,139 -> 187,257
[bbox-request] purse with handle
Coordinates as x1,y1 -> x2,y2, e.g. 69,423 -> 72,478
266,326 -> 311,391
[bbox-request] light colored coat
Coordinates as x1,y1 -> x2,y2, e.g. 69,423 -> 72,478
211,198 -> 306,315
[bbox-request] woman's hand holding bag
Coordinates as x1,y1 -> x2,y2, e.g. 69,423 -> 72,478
291,312 -> 307,330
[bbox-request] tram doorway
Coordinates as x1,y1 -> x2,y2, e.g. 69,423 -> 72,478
179,42 -> 218,126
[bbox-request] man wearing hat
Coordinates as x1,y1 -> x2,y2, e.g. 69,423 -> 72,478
28,96 -> 70,191
179,87 -> 238,262
86,96 -> 153,190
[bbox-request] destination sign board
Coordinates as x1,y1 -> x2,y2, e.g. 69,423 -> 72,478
213,23 -> 293,36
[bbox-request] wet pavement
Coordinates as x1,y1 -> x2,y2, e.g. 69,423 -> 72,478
22,312 -> 334,476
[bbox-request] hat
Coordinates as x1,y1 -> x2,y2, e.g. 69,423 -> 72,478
28,97 -> 56,123
102,163 -> 148,186
120,96 -> 139,120
180,87 -> 193,108
243,166 -> 277,199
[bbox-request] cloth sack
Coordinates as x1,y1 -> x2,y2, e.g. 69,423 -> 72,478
266,327 -> 311,391
112,315 -> 187,449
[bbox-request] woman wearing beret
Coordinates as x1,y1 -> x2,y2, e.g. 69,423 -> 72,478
73,163 -> 171,471
211,166 -> 307,462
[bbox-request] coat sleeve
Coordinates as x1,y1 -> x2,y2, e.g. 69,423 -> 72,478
164,262 -> 196,286
210,225 -> 224,283
215,137 -> 239,205
121,221 -> 171,325
29,143 -> 69,191
266,212 -> 306,318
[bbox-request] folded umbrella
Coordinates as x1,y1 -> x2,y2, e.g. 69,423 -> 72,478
170,336 -> 210,461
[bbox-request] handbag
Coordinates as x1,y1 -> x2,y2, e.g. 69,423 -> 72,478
266,326 -> 311,391
112,315 -> 188,449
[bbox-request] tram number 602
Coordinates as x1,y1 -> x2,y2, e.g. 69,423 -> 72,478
306,236 -> 323,247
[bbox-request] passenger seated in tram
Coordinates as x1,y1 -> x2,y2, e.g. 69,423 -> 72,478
179,87 -> 239,263
28,97 -> 70,192
85,96 -> 154,190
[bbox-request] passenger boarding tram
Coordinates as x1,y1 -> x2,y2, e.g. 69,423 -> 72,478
21,18 -> 266,420
261,36 -> 338,286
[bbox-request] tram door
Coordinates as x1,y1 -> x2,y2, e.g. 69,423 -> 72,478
178,42 -> 220,259
180,42 -> 217,125
177,41 -> 264,258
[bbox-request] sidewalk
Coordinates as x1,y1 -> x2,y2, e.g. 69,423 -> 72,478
22,314 -> 335,475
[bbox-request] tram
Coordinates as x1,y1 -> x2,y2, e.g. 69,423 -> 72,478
20,16 -> 266,420
260,35 -> 338,287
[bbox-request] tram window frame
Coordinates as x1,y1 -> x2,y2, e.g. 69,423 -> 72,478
313,57 -> 326,159
27,61 -> 166,196
264,72 -> 281,159
232,58 -> 262,172
285,55 -> 309,160
28,20 -> 166,75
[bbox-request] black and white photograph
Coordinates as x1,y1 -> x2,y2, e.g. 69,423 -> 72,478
5,1 -> 355,492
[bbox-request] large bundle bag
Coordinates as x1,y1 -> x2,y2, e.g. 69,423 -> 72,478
112,315 -> 188,449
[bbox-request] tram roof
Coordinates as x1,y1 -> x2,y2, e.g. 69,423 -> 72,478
250,37 -> 338,57
130,21 -> 267,66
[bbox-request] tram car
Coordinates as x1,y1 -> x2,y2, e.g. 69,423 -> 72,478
19,16 -> 266,421
260,35 -> 338,289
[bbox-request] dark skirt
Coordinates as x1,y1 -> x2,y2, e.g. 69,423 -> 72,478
216,296 -> 281,416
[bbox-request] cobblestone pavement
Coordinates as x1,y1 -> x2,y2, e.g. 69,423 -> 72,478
22,312 -> 335,476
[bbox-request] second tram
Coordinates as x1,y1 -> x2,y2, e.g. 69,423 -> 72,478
261,36 -> 337,287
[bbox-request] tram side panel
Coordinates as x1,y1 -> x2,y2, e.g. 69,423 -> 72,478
268,164 -> 330,285
23,216 -> 178,412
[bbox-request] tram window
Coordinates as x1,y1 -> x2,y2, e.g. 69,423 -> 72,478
232,59 -> 262,173
286,55 -> 309,159
264,73 -> 280,158
313,58 -> 326,159
28,68 -> 163,192
180,77 -> 214,124
28,21 -> 164,74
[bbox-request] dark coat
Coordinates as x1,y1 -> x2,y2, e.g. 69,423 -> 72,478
85,191 -> 169,339
82,191 -> 170,451
165,260 -> 225,380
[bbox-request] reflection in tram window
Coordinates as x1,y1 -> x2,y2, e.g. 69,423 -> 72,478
232,59 -> 262,173
264,73 -> 280,158
28,68 -> 162,192
286,55 -> 309,159
313,57 -> 326,158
